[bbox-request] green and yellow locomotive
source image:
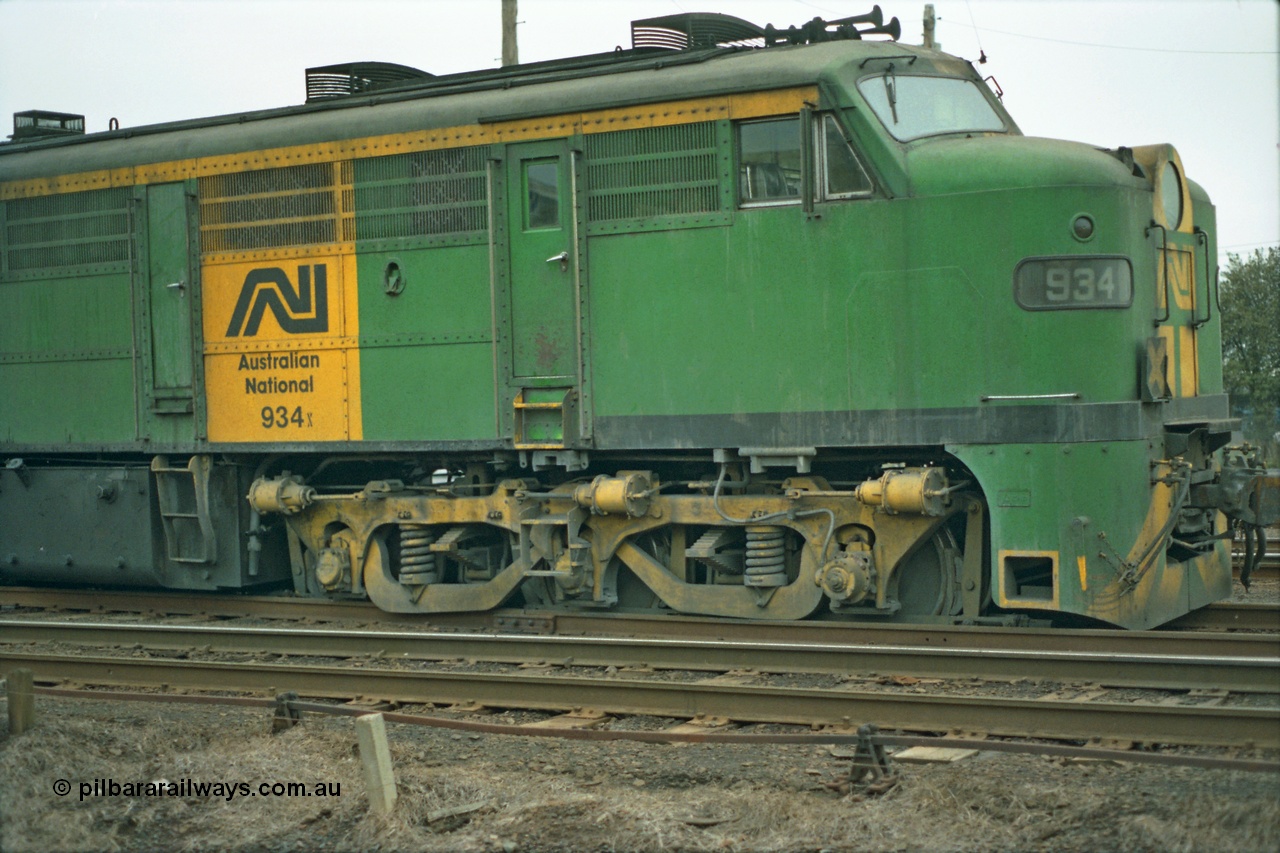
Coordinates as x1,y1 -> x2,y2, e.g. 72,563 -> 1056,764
1,11 -> 1274,628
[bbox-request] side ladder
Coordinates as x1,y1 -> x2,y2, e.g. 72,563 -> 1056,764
513,387 -> 577,450
150,455 -> 217,564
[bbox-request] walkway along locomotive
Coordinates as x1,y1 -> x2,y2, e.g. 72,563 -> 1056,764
2,10 -> 1276,628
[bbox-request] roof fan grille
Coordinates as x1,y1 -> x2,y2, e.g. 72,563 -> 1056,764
630,13 -> 765,51
305,62 -> 434,103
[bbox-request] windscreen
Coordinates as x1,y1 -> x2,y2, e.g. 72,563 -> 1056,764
857,74 -> 1006,141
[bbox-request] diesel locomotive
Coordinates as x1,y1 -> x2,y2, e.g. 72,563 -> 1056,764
2,10 -> 1275,629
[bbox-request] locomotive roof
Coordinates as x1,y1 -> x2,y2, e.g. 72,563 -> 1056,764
0,39 -> 967,183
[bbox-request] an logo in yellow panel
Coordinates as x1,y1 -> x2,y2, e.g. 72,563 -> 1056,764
1167,248 -> 1195,312
225,264 -> 329,337
203,254 -> 360,443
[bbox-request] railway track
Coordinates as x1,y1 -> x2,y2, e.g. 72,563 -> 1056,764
1234,550 -> 1280,583
4,586 -> 1277,749
3,594 -> 1278,749
1,617 -> 1276,693
1168,601 -> 1280,632
1,645 -> 1275,749
2,585 -> 1277,634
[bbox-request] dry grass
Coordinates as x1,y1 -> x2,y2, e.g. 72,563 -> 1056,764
3,697 -> 1278,853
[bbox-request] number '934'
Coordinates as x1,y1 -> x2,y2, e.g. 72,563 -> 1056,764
261,406 -> 311,429
1014,256 -> 1133,310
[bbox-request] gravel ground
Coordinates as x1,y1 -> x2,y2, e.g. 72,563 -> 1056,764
2,693 -> 1278,853
1230,575 -> 1279,603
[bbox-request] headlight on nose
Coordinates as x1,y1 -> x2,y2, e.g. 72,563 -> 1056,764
1131,144 -> 1191,233
1159,160 -> 1183,229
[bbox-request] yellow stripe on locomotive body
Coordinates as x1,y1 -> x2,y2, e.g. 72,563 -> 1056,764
202,249 -> 361,442
1134,144 -> 1200,400
0,88 -> 818,199
0,87 -> 814,447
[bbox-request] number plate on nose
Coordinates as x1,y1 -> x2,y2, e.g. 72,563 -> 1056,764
1014,257 -> 1133,309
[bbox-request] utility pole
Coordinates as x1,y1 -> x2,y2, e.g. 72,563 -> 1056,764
502,0 -> 519,67
923,4 -> 939,50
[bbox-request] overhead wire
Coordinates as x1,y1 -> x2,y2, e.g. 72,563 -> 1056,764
963,0 -> 985,60
957,23 -> 1277,56
1220,240 -> 1280,251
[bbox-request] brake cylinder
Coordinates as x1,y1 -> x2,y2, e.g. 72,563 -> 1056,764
854,467 -> 949,516
572,472 -> 653,517
247,475 -> 316,515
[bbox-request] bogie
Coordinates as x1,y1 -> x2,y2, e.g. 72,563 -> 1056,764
244,461 -> 987,623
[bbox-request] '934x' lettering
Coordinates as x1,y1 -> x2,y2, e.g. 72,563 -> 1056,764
261,406 -> 312,429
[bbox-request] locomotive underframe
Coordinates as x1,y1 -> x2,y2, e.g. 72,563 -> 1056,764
0,440 -> 1266,628
257,466 -> 987,622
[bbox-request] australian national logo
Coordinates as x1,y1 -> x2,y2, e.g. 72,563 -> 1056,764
225,264 -> 329,337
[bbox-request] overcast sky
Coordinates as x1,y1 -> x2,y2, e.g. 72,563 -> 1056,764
1,0 -> 1276,265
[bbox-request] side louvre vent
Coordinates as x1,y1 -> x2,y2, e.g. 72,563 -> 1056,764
353,146 -> 488,245
2,187 -> 131,277
583,121 -> 725,228
198,162 -> 354,254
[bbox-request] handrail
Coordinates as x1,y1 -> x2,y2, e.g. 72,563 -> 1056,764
1191,226 -> 1213,329
1146,220 -> 1171,325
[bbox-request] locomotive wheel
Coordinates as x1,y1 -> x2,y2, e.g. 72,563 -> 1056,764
613,566 -> 662,610
519,575 -> 558,607
887,527 -> 962,618
610,532 -> 666,610
518,534 -> 665,611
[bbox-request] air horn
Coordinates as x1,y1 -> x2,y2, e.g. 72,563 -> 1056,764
764,7 -> 902,46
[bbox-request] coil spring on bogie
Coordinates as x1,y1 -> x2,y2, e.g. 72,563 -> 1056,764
398,523 -> 439,585
744,524 -> 787,587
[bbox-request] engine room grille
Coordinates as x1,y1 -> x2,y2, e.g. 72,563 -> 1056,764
198,162 -> 354,254
2,187 -> 132,275
352,146 -> 488,243
583,121 -> 723,223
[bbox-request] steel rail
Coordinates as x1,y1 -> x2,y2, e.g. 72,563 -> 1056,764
0,587 -> 366,619
25,686 -> 1280,774
2,617 -> 1278,693
0,649 -> 1275,748
538,608 -> 1280,653
2,586 -> 1277,652
1169,601 -> 1280,632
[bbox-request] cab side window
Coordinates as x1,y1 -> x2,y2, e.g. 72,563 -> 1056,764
820,114 -> 872,198
738,118 -> 801,206
738,114 -> 873,207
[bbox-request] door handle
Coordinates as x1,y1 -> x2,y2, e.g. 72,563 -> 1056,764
546,250 -> 569,272
166,280 -> 186,295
